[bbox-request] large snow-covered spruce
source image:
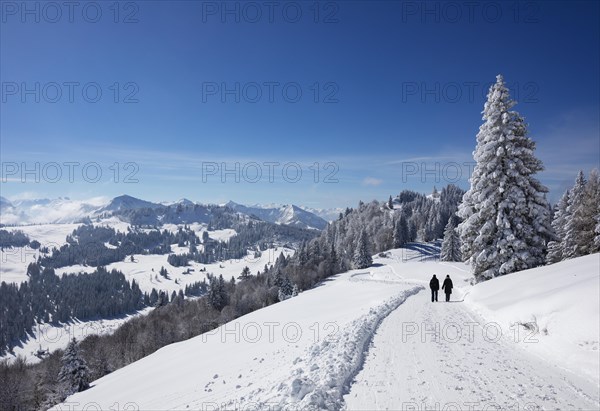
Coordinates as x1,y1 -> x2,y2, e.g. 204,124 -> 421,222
457,74 -> 552,281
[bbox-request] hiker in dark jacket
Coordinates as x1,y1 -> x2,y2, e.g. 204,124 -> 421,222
442,275 -> 453,302
429,275 -> 439,302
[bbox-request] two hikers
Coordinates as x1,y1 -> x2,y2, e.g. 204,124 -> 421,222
429,274 -> 453,302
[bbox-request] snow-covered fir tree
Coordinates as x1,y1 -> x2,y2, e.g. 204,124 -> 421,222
585,169 -> 600,254
239,266 -> 251,280
564,170 -> 600,258
441,219 -> 461,262
457,74 -> 552,281
274,270 -> 294,301
546,189 -> 571,264
393,214 -> 409,248
352,229 -> 372,269
208,274 -> 228,310
58,338 -> 90,396
564,171 -> 587,258
595,212 -> 600,251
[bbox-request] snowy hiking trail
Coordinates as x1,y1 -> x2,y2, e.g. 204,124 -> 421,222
344,281 -> 600,410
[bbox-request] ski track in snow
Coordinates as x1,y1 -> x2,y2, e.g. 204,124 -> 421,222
344,288 -> 600,410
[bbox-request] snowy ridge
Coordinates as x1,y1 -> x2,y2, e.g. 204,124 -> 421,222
96,195 -> 162,214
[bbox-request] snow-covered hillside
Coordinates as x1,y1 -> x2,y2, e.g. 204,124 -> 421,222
54,249 -> 600,410
55,246 -> 294,295
0,223 -> 81,283
466,253 -> 600,382
2,308 -> 153,365
0,244 -> 294,364
345,254 -> 599,410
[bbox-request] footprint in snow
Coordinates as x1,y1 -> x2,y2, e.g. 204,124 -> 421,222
213,374 -> 219,379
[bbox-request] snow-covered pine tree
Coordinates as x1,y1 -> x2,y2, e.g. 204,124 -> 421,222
239,266 -> 251,280
352,229 -> 372,269
457,74 -> 552,281
546,189 -> 571,264
563,170 -> 599,258
585,169 -> 600,254
441,219 -> 461,262
208,275 -> 228,310
58,338 -> 90,396
277,274 -> 294,301
393,214 -> 409,248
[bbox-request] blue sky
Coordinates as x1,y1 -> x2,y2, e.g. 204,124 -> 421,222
1,0 -> 598,208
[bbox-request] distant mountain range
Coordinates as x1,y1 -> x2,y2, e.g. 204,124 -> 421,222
0,195 -> 335,229
225,201 -> 328,230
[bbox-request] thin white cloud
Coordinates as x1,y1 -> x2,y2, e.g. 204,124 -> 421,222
362,177 -> 383,186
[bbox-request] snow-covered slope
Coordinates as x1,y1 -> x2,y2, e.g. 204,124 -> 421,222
53,258 -> 432,409
466,253 -> 600,382
0,243 -> 294,364
0,223 -> 82,284
54,249 -> 599,410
